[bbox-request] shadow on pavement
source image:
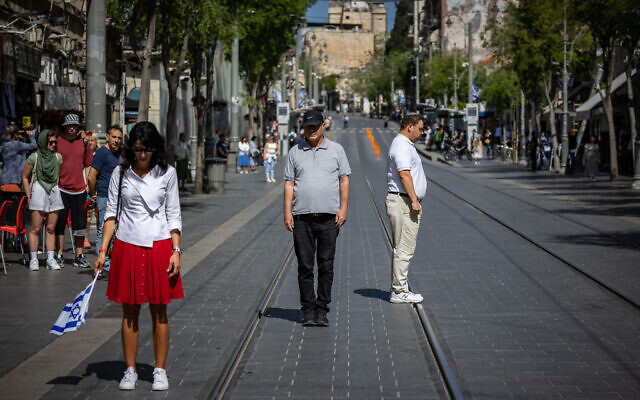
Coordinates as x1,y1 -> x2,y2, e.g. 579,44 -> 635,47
354,288 -> 390,300
262,307 -> 300,322
47,361 -> 154,386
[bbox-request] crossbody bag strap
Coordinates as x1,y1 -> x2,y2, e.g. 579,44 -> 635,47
30,152 -> 38,187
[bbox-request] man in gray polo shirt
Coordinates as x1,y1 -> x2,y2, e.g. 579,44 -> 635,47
284,110 -> 351,327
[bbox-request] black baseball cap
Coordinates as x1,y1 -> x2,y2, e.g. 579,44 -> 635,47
302,110 -> 324,127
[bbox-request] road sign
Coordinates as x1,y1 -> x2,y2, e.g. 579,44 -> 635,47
400,97 -> 406,104
231,96 -> 240,105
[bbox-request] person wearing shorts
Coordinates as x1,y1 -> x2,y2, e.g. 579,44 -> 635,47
21,129 -> 64,271
54,114 -> 93,268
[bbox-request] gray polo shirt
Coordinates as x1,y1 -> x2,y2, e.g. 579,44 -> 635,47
284,137 -> 351,215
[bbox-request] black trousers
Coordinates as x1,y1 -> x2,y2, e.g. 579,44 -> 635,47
55,191 -> 87,237
292,213 -> 339,313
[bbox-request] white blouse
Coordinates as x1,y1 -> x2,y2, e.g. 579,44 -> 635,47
104,165 -> 182,248
238,142 -> 250,153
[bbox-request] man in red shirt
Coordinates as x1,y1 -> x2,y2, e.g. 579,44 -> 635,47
54,114 -> 94,268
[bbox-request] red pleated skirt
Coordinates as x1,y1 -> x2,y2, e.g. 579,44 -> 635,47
106,239 -> 184,304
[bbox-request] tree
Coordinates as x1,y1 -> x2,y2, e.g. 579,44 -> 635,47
158,0 -> 193,164
234,0 -> 310,139
187,0 -> 231,194
481,67 -> 521,124
572,0 -> 631,179
107,0 -> 158,121
352,50 -> 409,113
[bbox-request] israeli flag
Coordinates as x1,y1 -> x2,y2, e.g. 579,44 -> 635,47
274,89 -> 281,103
472,83 -> 481,101
50,273 -> 99,336
298,90 -> 307,107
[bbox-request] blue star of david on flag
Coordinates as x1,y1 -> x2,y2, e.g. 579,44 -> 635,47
50,273 -> 99,336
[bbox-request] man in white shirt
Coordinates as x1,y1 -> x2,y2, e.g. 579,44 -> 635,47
385,114 -> 427,304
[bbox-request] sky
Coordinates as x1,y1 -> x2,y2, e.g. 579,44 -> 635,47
305,1 -> 397,33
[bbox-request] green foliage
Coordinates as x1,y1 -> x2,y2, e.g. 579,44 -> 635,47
321,75 -> 339,92
385,0 -> 413,55
352,50 -> 410,104
480,67 -> 520,114
233,0 -> 311,95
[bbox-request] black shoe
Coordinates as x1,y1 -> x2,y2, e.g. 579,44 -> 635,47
315,310 -> 329,327
302,310 -> 316,326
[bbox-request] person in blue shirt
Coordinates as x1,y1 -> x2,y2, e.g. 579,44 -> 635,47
0,124 -> 37,190
87,125 -> 123,278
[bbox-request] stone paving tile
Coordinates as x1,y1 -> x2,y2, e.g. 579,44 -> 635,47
225,128 -> 444,399
0,164 -> 284,379
358,116 -> 640,399
41,190 -> 292,399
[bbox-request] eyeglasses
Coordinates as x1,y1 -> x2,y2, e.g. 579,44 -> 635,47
48,140 -> 57,145
133,148 -> 154,155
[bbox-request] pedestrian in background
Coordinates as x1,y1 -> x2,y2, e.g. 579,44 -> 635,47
85,133 -> 100,249
94,121 -> 183,392
249,136 -> 258,172
583,135 -> 600,181
386,114 -> 426,304
216,135 -> 229,159
21,129 -> 63,271
87,125 -> 123,279
54,113 -> 93,268
472,133 -> 484,165
175,132 -> 191,190
284,110 -> 351,327
263,135 -> 279,183
238,136 -> 251,174
0,124 -> 37,191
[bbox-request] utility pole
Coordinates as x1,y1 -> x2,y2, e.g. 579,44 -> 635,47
453,44 -> 458,110
313,58 -> 319,105
281,60 -> 287,104
294,29 -> 300,109
560,0 -> 569,174
228,33 -> 239,172
86,0 -> 107,139
467,22 -> 473,104
120,70 -> 126,130
413,0 -> 420,110
519,90 -> 527,165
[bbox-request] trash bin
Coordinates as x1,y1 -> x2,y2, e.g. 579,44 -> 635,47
205,157 -> 227,193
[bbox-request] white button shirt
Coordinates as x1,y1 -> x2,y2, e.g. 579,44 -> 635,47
387,133 -> 427,200
104,165 -> 182,248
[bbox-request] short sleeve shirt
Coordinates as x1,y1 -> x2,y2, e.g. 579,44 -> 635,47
387,134 -> 427,200
57,135 -> 93,193
91,146 -> 120,197
284,137 -> 351,215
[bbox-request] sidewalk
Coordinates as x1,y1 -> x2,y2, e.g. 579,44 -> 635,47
0,159 -> 288,399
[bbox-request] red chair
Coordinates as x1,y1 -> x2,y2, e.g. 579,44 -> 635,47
0,200 -> 14,275
0,196 -> 28,268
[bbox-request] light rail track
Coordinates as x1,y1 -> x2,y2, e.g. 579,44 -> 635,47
374,126 -> 640,311
207,244 -> 295,400
362,173 -> 465,400
356,130 -> 464,400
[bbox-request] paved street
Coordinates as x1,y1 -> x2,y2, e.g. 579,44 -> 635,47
1,115 -> 639,399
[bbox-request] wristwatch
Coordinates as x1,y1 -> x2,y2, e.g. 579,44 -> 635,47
172,247 -> 182,254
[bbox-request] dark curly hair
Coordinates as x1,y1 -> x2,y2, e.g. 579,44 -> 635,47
121,121 -> 168,175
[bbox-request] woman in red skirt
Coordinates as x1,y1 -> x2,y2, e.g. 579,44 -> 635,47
94,121 -> 183,391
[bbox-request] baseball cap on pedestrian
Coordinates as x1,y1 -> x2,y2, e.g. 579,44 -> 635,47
302,110 -> 324,127
61,114 -> 82,127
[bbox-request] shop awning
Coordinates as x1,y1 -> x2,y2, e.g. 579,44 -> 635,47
575,69 -> 635,121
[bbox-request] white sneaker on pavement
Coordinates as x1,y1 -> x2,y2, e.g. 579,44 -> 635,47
46,258 -> 61,270
119,366 -> 137,390
29,258 -> 39,271
152,367 -> 169,391
390,291 -> 424,304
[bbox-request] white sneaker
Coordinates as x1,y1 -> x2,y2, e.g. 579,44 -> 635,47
29,258 -> 39,271
390,291 -> 424,304
119,367 -> 137,390
46,258 -> 61,270
152,367 -> 169,391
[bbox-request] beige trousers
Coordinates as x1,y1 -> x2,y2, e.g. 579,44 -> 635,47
385,193 -> 421,293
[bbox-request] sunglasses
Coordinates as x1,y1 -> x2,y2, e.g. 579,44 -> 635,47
48,140 -> 57,145
133,148 -> 154,155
